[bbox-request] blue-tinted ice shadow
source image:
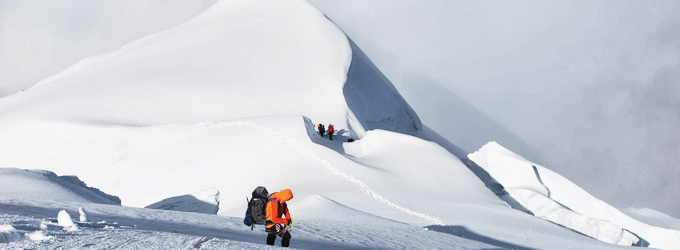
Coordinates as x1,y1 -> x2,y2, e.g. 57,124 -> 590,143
426,225 -> 539,250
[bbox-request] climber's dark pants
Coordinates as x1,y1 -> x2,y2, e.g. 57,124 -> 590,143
267,230 -> 291,247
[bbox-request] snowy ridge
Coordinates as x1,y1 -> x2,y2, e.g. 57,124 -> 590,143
343,38 -> 422,137
30,28 -> 170,89
469,141 -> 680,249
58,176 -> 121,205
0,168 -> 119,205
203,118 -> 443,225
509,189 -> 638,246
0,0 -> 419,139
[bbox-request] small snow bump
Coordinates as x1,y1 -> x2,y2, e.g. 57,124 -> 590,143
57,210 -> 78,231
25,231 -> 53,241
0,224 -> 16,233
78,207 -> 88,222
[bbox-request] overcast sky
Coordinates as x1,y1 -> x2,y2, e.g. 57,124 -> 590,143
1,0 -> 678,217
309,0 -> 680,217
0,0 -> 216,96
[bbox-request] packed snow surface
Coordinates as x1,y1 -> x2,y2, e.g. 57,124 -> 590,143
79,207 -> 88,222
0,195 -> 634,250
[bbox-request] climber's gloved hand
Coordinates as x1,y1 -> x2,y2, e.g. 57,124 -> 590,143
287,218 -> 294,227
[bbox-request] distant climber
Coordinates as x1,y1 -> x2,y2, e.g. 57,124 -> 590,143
318,123 -> 325,137
327,124 -> 335,140
266,189 -> 294,247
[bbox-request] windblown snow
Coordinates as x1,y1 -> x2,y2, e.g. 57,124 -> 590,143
0,0 -> 678,249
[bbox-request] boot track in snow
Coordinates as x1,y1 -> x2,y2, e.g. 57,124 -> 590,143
202,120 -> 444,225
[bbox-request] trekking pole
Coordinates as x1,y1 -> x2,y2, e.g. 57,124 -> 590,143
246,197 -> 254,231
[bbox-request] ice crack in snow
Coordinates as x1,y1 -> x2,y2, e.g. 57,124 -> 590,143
202,121 -> 444,225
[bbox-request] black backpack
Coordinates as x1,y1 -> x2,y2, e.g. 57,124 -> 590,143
243,186 -> 269,230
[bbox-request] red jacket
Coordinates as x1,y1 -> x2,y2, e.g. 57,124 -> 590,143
328,125 -> 334,133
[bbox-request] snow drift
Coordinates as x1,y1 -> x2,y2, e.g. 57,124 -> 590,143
469,142 -> 680,249
0,168 -> 119,205
146,188 -> 220,214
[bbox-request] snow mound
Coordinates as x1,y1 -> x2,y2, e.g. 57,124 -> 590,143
57,210 -> 78,231
25,230 -> 53,241
0,225 -> 15,233
79,207 -> 88,222
0,224 -> 23,243
59,175 -> 122,204
469,141 -> 680,249
0,168 -> 119,205
146,188 -> 220,214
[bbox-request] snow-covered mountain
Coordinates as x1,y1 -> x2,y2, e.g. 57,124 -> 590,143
0,0 -> 678,249
307,0 -> 680,222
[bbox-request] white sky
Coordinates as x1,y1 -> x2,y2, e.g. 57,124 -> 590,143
0,0 -> 217,96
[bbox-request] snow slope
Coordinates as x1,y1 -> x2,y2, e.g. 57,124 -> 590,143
0,0 -> 418,138
469,142 -> 680,249
0,168 -> 119,205
0,0 -> 420,224
0,0 -> 670,249
0,196 -> 513,249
